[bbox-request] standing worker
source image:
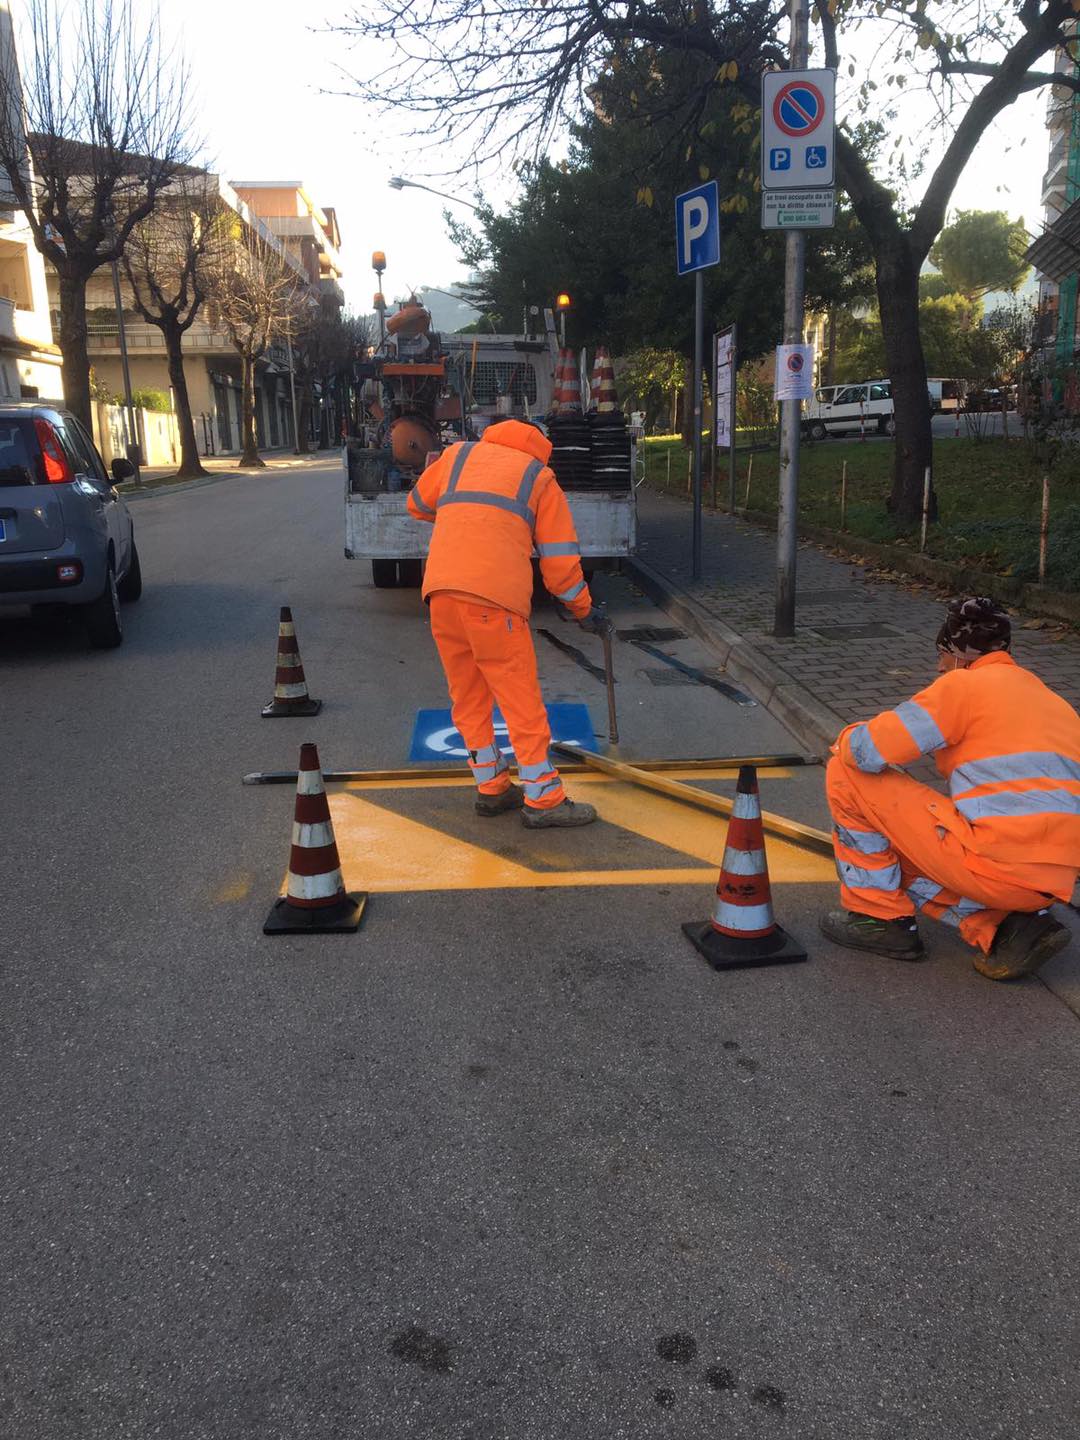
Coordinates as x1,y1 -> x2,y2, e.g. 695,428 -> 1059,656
821,597 -> 1080,979
407,419 -> 609,827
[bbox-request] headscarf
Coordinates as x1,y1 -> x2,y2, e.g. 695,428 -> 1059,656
935,596 -> 1011,656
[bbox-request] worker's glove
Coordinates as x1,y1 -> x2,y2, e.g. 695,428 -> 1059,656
579,606 -> 614,636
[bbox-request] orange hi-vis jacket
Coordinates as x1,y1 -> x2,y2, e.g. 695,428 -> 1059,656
837,651 -> 1080,871
406,421 -> 593,620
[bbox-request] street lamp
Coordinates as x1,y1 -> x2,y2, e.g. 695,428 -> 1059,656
388,176 -> 480,213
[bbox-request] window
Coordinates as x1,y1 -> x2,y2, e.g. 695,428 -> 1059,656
869,383 -> 891,401
835,385 -> 866,405
816,387 -> 837,404
52,412 -> 108,482
0,417 -> 41,484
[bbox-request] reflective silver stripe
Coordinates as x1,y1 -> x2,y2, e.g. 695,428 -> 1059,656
437,491 -> 535,526
524,777 -> 562,800
849,723 -> 886,773
274,682 -> 310,699
277,653 -> 303,669
292,821 -> 335,849
287,869 -> 344,901
408,485 -> 436,518
950,751 -> 1080,796
713,900 -> 774,932
837,859 -> 902,892
297,769 -> 325,795
444,442 -> 476,495
907,876 -> 943,910
834,823 -> 891,855
940,896 -> 986,927
535,541 -> 581,557
956,788 -> 1080,822
472,743 -> 501,765
471,763 -> 499,782
518,758 -> 555,781
894,700 -> 946,754
516,458 -> 544,506
555,579 -> 586,603
723,848 -> 767,875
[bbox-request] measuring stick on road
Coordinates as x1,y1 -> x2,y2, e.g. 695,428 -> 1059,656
601,627 -> 619,744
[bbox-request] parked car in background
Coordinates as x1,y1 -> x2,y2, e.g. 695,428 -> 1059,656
927,377 -> 965,413
0,403 -> 141,648
802,380 -> 895,439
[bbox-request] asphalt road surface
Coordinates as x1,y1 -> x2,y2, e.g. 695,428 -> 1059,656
4,457 -> 1080,1440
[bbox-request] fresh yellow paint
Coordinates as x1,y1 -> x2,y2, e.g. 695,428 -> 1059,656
312,772 -> 833,895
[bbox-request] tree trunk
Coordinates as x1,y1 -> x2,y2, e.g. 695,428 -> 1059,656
296,383 -> 312,453
239,354 -> 263,467
58,268 -> 93,432
164,324 -> 206,479
876,239 -> 935,524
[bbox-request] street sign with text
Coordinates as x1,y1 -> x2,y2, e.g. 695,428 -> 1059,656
761,69 -> 835,189
761,188 -> 835,229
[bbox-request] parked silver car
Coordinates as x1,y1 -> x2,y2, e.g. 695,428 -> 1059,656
0,403 -> 140,648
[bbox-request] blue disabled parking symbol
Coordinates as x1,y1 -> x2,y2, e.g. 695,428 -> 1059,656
806,145 -> 827,169
409,703 -> 597,762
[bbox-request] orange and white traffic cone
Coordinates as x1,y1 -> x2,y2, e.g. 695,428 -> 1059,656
682,765 -> 807,969
589,347 -> 619,412
263,742 -> 366,934
552,348 -> 582,414
262,606 -> 322,718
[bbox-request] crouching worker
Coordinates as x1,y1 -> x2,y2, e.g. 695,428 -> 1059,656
821,596 -> 1080,979
407,419 -> 609,828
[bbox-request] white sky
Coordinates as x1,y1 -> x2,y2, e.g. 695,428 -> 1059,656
130,2 -> 1048,308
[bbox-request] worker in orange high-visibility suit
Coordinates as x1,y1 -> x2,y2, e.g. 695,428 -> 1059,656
821,596 -> 1080,980
407,419 -> 609,828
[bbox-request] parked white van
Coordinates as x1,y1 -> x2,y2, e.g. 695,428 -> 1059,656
802,380 -> 895,440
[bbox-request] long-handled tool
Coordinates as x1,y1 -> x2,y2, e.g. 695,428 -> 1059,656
601,625 -> 619,745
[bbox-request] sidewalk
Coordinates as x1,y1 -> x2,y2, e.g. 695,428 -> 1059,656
135,450 -> 336,489
634,488 -> 1080,738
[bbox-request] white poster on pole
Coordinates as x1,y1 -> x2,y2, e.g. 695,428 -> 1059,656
714,328 -> 735,450
774,343 -> 815,401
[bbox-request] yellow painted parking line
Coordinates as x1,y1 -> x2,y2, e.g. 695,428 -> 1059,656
315,773 -> 833,895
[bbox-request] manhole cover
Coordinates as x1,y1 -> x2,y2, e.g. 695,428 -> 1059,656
617,626 -> 687,643
810,622 -> 903,641
796,589 -> 870,605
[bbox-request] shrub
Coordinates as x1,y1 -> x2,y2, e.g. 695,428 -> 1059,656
131,388 -> 171,413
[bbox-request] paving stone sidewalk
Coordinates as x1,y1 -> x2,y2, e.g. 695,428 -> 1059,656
635,487 -> 1080,723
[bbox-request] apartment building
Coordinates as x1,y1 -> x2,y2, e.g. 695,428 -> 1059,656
230,182 -> 345,312
1026,43 -> 1080,363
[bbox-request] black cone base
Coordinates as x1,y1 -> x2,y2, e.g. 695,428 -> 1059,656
263,892 -> 367,935
262,696 -> 323,718
681,920 -> 808,970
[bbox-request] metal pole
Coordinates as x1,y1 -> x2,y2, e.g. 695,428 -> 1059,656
111,258 -> 140,482
774,0 -> 809,638
692,268 -> 704,582
728,323 -> 738,512
286,334 -> 300,453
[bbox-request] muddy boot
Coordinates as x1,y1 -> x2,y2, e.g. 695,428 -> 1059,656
521,798 -> 598,829
973,910 -> 1070,981
819,910 -> 926,961
475,784 -> 525,817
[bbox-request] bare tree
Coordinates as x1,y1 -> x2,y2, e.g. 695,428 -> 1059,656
207,229 -> 307,468
292,304 -> 370,452
122,179 -> 224,478
0,0 -> 196,430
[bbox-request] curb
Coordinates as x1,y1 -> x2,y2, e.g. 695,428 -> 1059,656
121,454 -> 337,504
624,554 -> 842,755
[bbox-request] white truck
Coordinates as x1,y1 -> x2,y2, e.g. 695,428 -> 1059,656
344,330 -> 637,589
802,379 -> 896,440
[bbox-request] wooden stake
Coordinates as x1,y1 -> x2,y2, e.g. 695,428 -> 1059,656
743,452 -> 754,509
920,466 -> 931,552
1040,472 -> 1050,584
840,459 -> 848,532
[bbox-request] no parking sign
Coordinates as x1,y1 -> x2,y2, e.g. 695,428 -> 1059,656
774,343 -> 815,402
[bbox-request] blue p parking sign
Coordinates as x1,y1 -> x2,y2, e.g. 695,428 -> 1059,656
675,181 -> 721,275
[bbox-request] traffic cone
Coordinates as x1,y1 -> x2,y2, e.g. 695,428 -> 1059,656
263,742 -> 366,934
589,347 -> 619,413
682,765 -> 807,969
262,606 -> 322,718
552,348 -> 581,414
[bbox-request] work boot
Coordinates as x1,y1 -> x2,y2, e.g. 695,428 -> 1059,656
819,909 -> 926,961
974,910 -> 1070,981
521,798 -> 598,829
475,783 -> 525,817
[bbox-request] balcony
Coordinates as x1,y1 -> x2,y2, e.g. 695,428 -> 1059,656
320,277 -> 345,306
86,320 -> 235,354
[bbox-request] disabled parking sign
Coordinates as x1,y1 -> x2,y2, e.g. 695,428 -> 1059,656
409,703 -> 597,762
761,69 -> 835,188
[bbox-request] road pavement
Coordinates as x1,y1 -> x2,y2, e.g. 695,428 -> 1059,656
3,458 -> 1079,1439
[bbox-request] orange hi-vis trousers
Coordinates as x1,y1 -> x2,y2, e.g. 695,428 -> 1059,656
429,594 -> 565,810
827,757 -> 1058,954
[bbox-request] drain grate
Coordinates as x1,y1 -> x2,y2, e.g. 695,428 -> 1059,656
617,626 -> 687,643
643,667 -> 699,687
810,622 -> 903,641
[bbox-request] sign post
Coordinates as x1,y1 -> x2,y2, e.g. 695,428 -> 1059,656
714,324 -> 737,511
760,25 -> 833,637
675,180 -> 720,583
